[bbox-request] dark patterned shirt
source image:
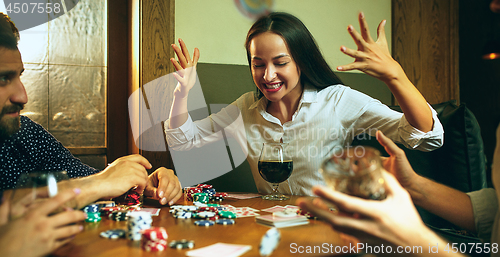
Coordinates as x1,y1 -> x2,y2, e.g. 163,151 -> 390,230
0,116 -> 100,191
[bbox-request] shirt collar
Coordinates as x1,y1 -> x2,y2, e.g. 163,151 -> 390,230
248,83 -> 318,110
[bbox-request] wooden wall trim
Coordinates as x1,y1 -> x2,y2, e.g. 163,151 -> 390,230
392,0 -> 459,105
107,0 -> 130,162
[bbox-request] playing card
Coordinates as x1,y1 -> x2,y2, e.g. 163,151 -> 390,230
130,208 -> 160,216
186,243 -> 251,257
261,205 -> 287,213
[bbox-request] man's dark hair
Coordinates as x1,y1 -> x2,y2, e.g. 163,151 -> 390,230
0,12 -> 20,49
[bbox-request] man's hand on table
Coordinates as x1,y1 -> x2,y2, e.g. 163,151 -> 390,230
144,167 -> 182,205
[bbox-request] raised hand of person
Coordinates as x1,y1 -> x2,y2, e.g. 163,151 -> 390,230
337,12 -> 404,84
144,167 -> 182,206
170,38 -> 200,99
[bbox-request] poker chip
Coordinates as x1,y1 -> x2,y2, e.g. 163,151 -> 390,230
216,219 -> 235,225
95,200 -> 115,208
193,202 -> 207,207
218,211 -> 237,219
214,192 -> 228,197
83,204 -> 99,213
110,211 -> 129,221
196,211 -> 216,218
100,229 -> 126,239
169,239 -> 195,249
193,193 -> 209,204
259,228 -> 281,257
298,209 -> 317,219
174,211 -> 192,219
194,220 -> 215,226
207,215 -> 220,221
85,211 -> 101,222
211,196 -> 224,202
198,206 -> 218,212
141,227 -> 168,241
127,211 -> 152,241
196,184 -> 213,189
142,239 -> 167,252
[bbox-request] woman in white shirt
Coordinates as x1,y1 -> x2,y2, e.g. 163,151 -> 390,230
165,12 -> 444,196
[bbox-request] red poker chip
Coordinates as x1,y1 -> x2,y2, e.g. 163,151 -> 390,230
142,239 -> 167,252
196,184 -> 213,189
198,207 -> 218,212
141,227 -> 168,241
214,192 -> 228,197
207,215 -> 220,221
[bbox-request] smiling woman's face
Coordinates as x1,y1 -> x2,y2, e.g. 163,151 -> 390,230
249,32 -> 302,103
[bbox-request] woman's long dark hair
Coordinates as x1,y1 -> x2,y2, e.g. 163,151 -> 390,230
245,12 -> 343,98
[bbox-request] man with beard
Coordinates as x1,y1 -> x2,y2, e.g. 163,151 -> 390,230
0,13 -> 182,256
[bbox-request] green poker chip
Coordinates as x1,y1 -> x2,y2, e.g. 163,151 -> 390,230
218,211 -> 236,219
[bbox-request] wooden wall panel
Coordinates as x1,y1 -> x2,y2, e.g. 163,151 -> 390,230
392,0 -> 459,105
138,0 -> 176,172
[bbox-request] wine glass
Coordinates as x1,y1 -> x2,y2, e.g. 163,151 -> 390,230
319,146 -> 386,200
10,170 -> 74,220
258,142 -> 293,200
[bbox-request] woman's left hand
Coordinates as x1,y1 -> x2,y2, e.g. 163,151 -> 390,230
337,12 -> 403,84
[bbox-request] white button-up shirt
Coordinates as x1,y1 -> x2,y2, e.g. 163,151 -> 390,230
165,84 -> 444,196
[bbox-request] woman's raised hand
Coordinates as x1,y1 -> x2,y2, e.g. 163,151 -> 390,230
170,38 -> 200,98
337,12 -> 404,84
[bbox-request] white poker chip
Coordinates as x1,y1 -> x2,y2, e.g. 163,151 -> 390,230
100,229 -> 126,239
196,211 -> 216,218
174,211 -> 192,219
193,202 -> 207,207
182,206 -> 198,211
259,228 -> 281,256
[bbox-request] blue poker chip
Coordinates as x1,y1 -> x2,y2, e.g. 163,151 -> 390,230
83,204 -> 100,213
259,228 -> 281,256
194,220 -> 215,226
216,219 -> 235,225
100,229 -> 126,239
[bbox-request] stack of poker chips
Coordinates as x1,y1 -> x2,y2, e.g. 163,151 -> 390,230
112,188 -> 142,206
193,193 -> 209,204
183,187 -> 202,201
109,210 -> 129,221
212,192 -> 228,202
141,227 -> 168,252
95,200 -> 115,209
184,184 -> 228,202
127,211 -> 152,241
83,204 -> 101,223
100,206 -> 122,217
169,204 -> 236,226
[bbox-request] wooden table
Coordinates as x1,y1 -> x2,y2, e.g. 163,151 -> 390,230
53,195 -> 351,256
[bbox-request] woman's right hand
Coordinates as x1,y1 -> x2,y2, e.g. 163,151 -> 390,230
170,38 -> 200,98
